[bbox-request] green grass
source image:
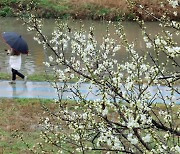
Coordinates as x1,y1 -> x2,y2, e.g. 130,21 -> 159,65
0,73 -> 10,80
0,73 -> 53,81
0,98 -> 82,153
10,98 -> 53,105
0,98 -> 179,153
0,72 -> 79,82
0,128 -> 41,154
0,6 -> 13,17
0,0 -> 71,18
28,73 -> 55,81
0,98 -> 54,153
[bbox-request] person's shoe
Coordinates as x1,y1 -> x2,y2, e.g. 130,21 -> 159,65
24,76 -> 27,84
9,80 -> 16,84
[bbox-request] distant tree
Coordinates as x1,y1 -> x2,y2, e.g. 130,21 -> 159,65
19,0 -> 179,153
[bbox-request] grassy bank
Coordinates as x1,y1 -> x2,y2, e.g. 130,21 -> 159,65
0,0 -> 179,21
0,72 -> 79,82
0,72 -> 54,81
0,98 -> 179,153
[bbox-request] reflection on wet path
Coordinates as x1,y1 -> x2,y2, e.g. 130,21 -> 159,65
0,80 -> 179,104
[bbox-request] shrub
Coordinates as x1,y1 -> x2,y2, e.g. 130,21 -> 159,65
17,0 -> 180,153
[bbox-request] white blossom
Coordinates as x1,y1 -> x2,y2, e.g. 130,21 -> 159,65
155,38 -> 161,45
142,134 -> 151,143
175,145 -> 180,153
127,116 -> 139,128
49,56 -> 53,62
113,45 -> 121,52
43,62 -> 50,67
127,134 -> 138,145
22,5 -> 180,152
143,36 -> 148,42
173,11 -> 177,16
169,0 -> 178,8
146,42 -> 152,48
102,107 -> 108,116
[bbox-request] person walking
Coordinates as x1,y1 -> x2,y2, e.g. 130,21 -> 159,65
2,32 -> 29,84
8,48 -> 27,84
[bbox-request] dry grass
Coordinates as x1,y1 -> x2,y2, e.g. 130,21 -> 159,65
0,99 -> 56,132
71,0 -> 164,8
68,0 -> 179,21
72,0 -> 127,7
0,98 -> 179,132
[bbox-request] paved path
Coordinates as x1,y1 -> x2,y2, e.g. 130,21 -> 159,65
0,80 -> 99,100
0,80 -> 179,104
0,80 -> 57,99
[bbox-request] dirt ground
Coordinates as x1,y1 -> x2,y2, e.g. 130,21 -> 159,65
0,99 -> 59,132
0,99 -> 43,132
0,99 -> 57,153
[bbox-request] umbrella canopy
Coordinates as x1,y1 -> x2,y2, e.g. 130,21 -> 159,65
2,32 -> 28,54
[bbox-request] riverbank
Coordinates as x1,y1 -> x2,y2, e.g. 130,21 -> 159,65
0,0 -> 179,21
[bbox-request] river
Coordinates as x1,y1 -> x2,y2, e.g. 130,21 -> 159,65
0,17 -> 179,75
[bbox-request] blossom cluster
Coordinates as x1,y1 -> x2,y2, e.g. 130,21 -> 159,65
19,0 -> 180,153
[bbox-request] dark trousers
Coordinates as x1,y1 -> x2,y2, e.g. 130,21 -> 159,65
11,68 -> 24,81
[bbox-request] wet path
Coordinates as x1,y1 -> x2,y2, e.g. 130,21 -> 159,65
0,80 -> 100,100
0,80 -> 179,104
0,80 -> 57,99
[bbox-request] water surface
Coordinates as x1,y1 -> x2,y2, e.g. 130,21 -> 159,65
0,17 -> 179,75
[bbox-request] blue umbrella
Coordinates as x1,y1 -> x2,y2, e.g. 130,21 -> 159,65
2,32 -> 28,54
